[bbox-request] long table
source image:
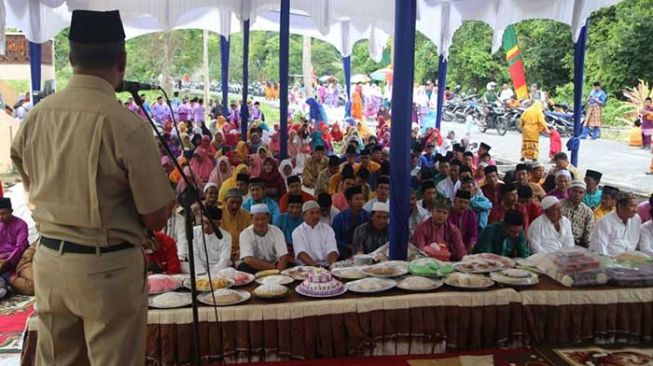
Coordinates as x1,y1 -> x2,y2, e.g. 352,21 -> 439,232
20,277 -> 653,365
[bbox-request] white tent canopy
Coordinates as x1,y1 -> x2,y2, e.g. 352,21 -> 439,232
1,0 -> 622,59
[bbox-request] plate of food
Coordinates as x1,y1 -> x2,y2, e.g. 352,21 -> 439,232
346,278 -> 397,293
218,268 -> 255,287
361,263 -> 408,278
462,254 -> 516,269
331,266 -> 368,280
490,270 -> 539,287
255,269 -> 280,278
255,274 -> 295,285
409,258 -> 454,277
252,284 -> 290,299
281,266 -> 320,281
444,273 -> 495,290
148,274 -> 182,295
149,292 -> 192,309
454,261 -> 503,274
197,289 -> 251,306
184,276 -> 233,292
396,276 -> 443,291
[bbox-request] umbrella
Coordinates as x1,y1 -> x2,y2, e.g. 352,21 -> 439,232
350,74 -> 371,83
319,75 -> 336,82
370,68 -> 393,82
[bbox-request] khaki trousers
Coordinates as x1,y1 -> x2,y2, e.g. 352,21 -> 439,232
33,242 -> 148,366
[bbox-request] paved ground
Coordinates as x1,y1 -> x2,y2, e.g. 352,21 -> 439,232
438,120 -> 652,195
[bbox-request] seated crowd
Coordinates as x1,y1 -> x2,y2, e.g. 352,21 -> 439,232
2,114 -> 653,296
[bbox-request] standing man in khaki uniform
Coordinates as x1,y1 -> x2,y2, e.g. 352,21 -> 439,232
10,10 -> 174,366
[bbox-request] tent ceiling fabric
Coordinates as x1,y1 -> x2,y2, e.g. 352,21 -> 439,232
3,0 -> 622,58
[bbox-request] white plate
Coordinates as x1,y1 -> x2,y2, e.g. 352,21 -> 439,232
444,274 -> 495,289
490,272 -> 539,287
361,265 -> 409,278
295,285 -> 347,298
183,276 -> 234,292
396,276 -> 443,291
281,266 -> 320,280
255,274 -> 295,285
252,284 -> 290,299
148,275 -> 182,295
501,269 -> 532,278
454,261 -> 503,274
217,268 -> 255,287
149,292 -> 192,309
331,267 -> 368,280
197,289 -> 251,306
346,278 -> 397,293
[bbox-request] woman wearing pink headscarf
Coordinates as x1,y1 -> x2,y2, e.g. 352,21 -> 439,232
248,146 -> 271,178
189,148 -> 214,182
199,135 -> 217,158
208,156 -> 233,188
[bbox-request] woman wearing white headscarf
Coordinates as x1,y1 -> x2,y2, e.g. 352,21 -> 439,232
278,159 -> 297,190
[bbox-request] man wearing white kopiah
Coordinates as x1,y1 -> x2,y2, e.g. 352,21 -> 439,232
238,203 -> 290,274
527,196 -> 575,254
589,192 -> 641,256
192,206 -> 232,274
292,201 -> 339,266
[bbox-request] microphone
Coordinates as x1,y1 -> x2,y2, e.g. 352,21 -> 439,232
115,80 -> 159,93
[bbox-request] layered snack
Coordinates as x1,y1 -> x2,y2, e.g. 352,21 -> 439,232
281,266 -> 319,281
361,262 -> 408,278
192,276 -> 231,292
444,272 -> 494,289
397,276 -> 442,291
148,274 -> 182,294
197,289 -> 250,306
346,277 -> 397,293
296,270 -> 346,297
409,258 -> 454,277
253,284 -> 290,299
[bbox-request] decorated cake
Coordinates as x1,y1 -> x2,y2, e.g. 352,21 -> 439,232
296,270 -> 346,297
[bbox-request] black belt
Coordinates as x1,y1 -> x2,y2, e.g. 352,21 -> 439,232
40,237 -> 133,254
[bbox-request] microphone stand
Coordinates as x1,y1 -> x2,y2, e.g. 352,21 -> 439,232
130,91 -> 204,366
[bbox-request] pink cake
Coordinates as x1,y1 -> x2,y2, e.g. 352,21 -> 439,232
296,270 -> 345,297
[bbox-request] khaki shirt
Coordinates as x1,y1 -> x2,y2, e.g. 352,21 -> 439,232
11,75 -> 175,246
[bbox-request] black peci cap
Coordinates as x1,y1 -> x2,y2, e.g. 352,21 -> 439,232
69,10 -> 126,44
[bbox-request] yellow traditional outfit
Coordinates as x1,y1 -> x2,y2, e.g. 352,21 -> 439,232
218,164 -> 249,202
593,205 -> 612,221
519,101 -> 548,161
352,91 -> 363,121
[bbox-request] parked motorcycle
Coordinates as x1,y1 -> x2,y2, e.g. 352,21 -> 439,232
478,101 -> 508,135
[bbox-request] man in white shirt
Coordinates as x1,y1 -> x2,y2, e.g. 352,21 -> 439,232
364,175 -> 390,212
590,192 -> 641,256
639,204 -> 653,256
292,201 -> 339,266
499,83 -> 515,102
238,204 -> 291,274
192,206 -> 232,274
409,190 -> 430,240
528,196 -> 574,254
437,159 -> 461,201
317,193 -> 339,226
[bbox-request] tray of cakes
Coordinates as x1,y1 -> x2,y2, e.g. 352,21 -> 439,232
444,273 -> 495,290
346,277 -> 397,294
396,276 -> 443,291
148,274 -> 182,295
281,266 -> 320,281
183,276 -> 233,292
409,258 -> 455,277
330,266 -> 368,280
361,262 -> 409,278
490,269 -> 539,287
197,289 -> 251,306
252,284 -> 291,299
217,268 -> 255,287
454,253 -> 515,274
296,270 -> 347,298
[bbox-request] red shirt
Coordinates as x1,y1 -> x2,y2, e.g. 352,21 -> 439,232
522,200 -> 544,224
147,232 -> 181,275
488,202 -> 530,234
278,191 -> 316,213
481,183 -> 503,207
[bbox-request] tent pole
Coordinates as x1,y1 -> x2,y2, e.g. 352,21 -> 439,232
343,56 -> 352,117
241,19 -> 250,140
435,55 -> 448,130
28,42 -> 42,105
279,0 -> 290,160
571,21 -> 588,167
220,35 -> 230,115
389,0 -> 417,261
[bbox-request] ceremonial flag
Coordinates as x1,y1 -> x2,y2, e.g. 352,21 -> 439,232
502,25 -> 528,100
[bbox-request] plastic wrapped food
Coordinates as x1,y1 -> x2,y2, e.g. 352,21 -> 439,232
551,249 -> 600,274
148,275 -> 181,294
606,266 -> 653,287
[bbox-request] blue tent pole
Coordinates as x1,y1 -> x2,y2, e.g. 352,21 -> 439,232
435,55 -> 448,131
279,0 -> 290,160
571,21 -> 588,167
389,0 -> 417,261
343,56 -> 352,117
28,42 -> 42,105
220,35 -> 230,115
240,19 -> 250,140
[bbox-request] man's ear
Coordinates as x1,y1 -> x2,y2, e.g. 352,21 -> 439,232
117,51 -> 127,72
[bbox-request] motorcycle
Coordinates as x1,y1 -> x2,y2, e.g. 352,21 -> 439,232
478,101 -> 508,136
544,110 -> 577,137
